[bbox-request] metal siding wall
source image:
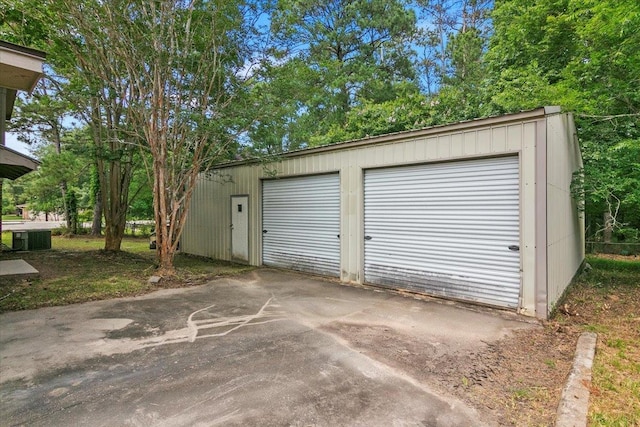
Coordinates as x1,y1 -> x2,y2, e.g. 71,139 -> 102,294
477,129 -> 491,153
181,114 -> 546,314
492,127 -> 507,152
183,175 -> 215,258
364,156 -> 521,308
262,174 -> 341,276
182,166 -> 262,262
546,113 -> 584,313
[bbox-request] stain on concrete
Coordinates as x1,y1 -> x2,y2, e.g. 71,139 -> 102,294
1,269 -> 534,426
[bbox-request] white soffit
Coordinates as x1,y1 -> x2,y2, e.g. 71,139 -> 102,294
0,42 -> 46,92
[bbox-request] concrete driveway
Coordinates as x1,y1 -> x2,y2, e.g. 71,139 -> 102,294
1,220 -> 65,231
0,269 -> 535,426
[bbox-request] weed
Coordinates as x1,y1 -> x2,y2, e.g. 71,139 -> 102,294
512,387 -> 532,401
606,338 -> 628,350
585,324 -> 609,334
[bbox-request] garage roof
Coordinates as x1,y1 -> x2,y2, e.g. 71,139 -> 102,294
218,106 -> 562,169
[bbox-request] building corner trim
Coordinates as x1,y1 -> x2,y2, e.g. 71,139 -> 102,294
534,118 -> 549,318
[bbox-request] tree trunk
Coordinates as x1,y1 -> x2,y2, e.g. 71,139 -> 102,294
92,112 -> 134,251
153,151 -> 177,276
603,210 -> 613,243
91,197 -> 102,236
104,218 -> 125,251
156,242 -> 176,276
337,78 -> 350,126
98,154 -> 131,251
61,181 -> 70,230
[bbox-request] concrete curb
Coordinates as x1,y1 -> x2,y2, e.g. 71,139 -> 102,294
556,331 -> 598,427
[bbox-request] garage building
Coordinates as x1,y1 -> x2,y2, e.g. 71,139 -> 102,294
182,107 -> 584,319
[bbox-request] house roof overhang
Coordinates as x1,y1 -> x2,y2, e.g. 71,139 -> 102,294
0,40 -> 46,120
0,41 -> 45,179
0,144 -> 40,180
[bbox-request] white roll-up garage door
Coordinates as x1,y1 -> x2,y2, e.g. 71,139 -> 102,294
364,156 -> 521,308
262,174 -> 340,277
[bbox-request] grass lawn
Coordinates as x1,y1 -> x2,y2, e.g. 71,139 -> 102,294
0,232 -> 253,312
557,255 -> 640,426
1,214 -> 22,221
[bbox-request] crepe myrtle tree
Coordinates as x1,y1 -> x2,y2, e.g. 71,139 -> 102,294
61,0 -> 262,274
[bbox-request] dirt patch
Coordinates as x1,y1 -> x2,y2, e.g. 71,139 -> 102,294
322,319 -> 579,426
448,324 -> 579,426
588,253 -> 639,262
322,256 -> 640,426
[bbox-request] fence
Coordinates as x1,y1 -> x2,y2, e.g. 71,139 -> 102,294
585,241 -> 640,256
124,221 -> 154,237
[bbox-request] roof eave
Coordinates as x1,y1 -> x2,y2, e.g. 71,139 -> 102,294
0,145 -> 40,180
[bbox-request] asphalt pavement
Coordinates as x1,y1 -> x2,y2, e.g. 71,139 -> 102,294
0,269 -> 536,426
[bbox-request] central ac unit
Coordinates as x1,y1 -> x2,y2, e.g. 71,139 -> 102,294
11,230 -> 52,251
12,231 -> 28,251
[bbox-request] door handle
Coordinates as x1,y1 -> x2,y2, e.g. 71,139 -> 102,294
508,245 -> 520,251
364,236 -> 372,241
263,230 -> 268,234
337,234 -> 340,239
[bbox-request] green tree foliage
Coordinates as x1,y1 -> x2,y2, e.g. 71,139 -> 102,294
64,188 -> 78,234
260,0 -> 418,148
0,1 -> 50,48
246,59 -> 320,153
8,76 -> 79,226
251,0 -> 495,147
414,0 -> 492,95
127,168 -> 154,220
18,143 -> 86,218
3,0 -> 125,239
1,179 -> 26,215
486,0 -> 640,241
58,0 -> 261,274
315,82 -> 430,144
431,27 -> 487,122
53,0 -> 141,250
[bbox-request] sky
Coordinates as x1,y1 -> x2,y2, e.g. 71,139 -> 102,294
5,133 -> 30,156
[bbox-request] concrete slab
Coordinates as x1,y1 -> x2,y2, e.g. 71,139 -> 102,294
0,259 -> 39,277
0,268 -> 536,426
556,332 -> 598,427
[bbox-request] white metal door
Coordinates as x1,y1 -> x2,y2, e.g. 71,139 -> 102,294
364,156 -> 521,308
231,195 -> 249,262
262,174 -> 340,276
